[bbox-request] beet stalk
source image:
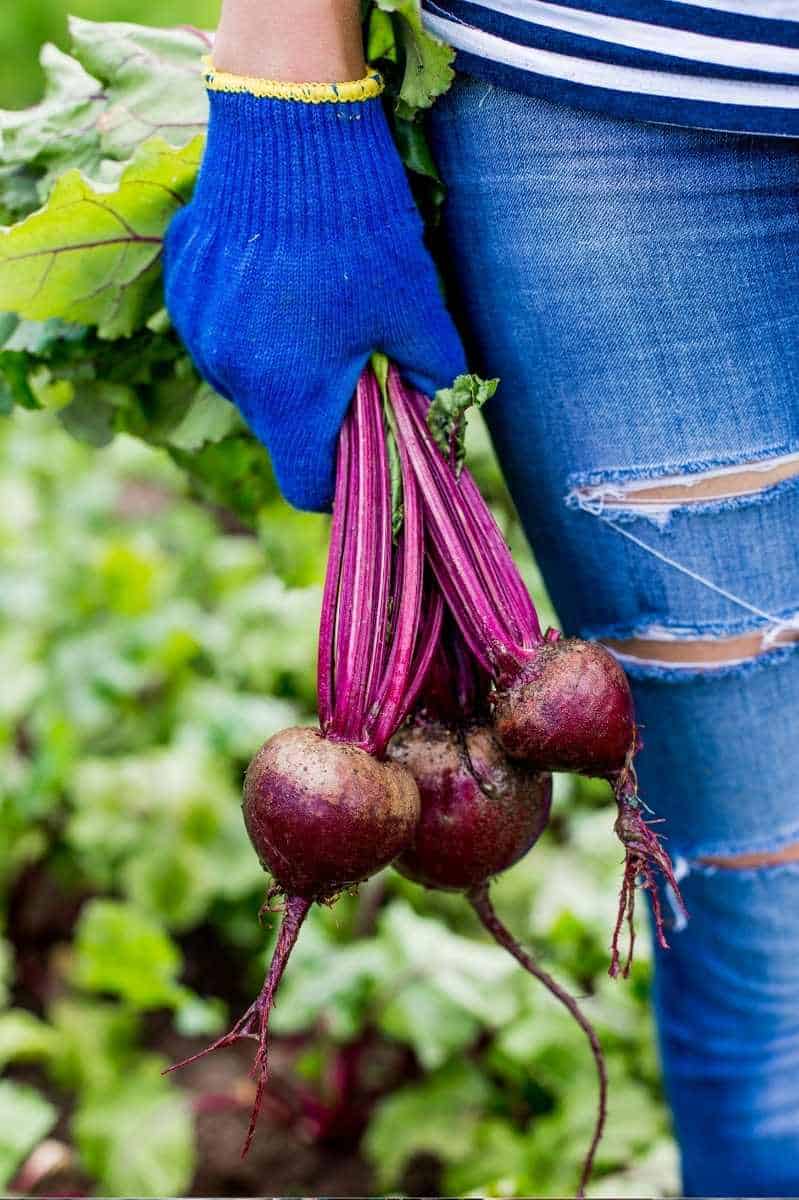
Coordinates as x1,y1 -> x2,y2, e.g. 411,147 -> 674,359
166,367 -> 437,1152
387,366 -> 686,970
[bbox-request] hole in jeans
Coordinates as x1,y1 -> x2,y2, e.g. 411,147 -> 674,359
617,453 -> 799,506
605,625 -> 799,667
699,841 -> 799,869
571,451 -> 799,525
593,451 -> 799,511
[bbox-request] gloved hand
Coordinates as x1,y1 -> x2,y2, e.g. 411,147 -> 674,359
164,61 -> 466,511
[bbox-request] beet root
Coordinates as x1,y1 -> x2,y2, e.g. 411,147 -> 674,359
165,893 -> 310,1155
166,726 -> 420,1155
493,636 -> 635,776
609,759 -> 688,978
492,637 -> 687,974
244,726 -> 420,900
388,719 -> 551,891
386,717 -> 604,1199
469,884 -> 606,1199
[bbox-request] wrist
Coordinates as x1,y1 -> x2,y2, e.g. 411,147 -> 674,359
213,0 -> 366,83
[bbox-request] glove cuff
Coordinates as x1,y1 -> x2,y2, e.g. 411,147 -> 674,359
202,56 -> 385,104
191,62 -> 419,239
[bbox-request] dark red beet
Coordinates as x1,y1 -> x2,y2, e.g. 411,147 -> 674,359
388,376 -> 686,974
492,637 -> 687,973
244,727 -> 420,899
388,715 -> 605,1199
388,719 -> 551,891
493,637 -> 635,775
166,727 -> 420,1153
164,368 -> 429,1160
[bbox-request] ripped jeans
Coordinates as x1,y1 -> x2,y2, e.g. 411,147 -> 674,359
429,78 -> 799,1197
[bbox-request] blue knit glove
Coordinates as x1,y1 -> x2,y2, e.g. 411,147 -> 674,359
164,63 -> 465,511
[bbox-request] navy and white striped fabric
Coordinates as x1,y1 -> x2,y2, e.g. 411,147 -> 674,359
421,0 -> 799,136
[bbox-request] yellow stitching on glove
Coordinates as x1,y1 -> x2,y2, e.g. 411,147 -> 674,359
202,56 -> 384,102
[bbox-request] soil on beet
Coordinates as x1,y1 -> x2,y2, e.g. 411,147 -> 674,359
389,719 -> 552,892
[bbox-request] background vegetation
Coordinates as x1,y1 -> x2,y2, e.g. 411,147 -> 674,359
1,0 -> 220,108
0,3 -> 679,1196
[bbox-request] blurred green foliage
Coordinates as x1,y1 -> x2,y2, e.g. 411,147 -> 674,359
0,6 -> 678,1196
0,405 -> 678,1196
0,0 -> 221,109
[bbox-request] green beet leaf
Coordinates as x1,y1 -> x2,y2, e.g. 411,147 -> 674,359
365,1060 -> 492,1189
375,0 -> 455,116
72,897 -> 191,1010
0,135 -> 201,338
0,164 -> 41,222
427,372 -> 499,474
73,1061 -> 195,1198
67,17 -> 210,164
0,1010 -> 58,1072
48,999 -> 141,1097
0,1080 -> 57,1190
0,44 -> 105,202
165,383 -> 242,451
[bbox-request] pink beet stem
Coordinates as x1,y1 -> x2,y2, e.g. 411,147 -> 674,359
383,585 -> 444,746
323,365 -> 444,755
388,378 -> 514,669
327,400 -> 361,736
317,415 -> 351,732
404,383 -> 541,644
401,384 -> 519,645
369,422 -> 426,752
327,372 -> 393,746
350,371 -> 393,738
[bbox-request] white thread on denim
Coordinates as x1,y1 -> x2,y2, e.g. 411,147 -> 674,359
667,856 -> 690,931
613,648 -> 753,669
594,518 -> 799,652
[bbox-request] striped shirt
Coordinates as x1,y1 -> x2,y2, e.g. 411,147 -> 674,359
420,0 -> 799,136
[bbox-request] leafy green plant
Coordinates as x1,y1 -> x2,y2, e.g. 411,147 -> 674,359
0,1080 -> 57,1189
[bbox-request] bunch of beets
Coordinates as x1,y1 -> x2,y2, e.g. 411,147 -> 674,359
168,361 -> 686,1196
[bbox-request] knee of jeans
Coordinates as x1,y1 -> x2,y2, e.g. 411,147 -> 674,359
566,449 -> 799,874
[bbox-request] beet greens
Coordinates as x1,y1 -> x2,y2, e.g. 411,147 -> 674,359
386,365 -> 686,973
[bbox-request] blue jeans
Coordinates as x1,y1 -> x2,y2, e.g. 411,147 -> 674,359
429,79 -> 799,1197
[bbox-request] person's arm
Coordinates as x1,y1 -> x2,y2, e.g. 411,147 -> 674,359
213,0 -> 366,83
163,0 -> 464,512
